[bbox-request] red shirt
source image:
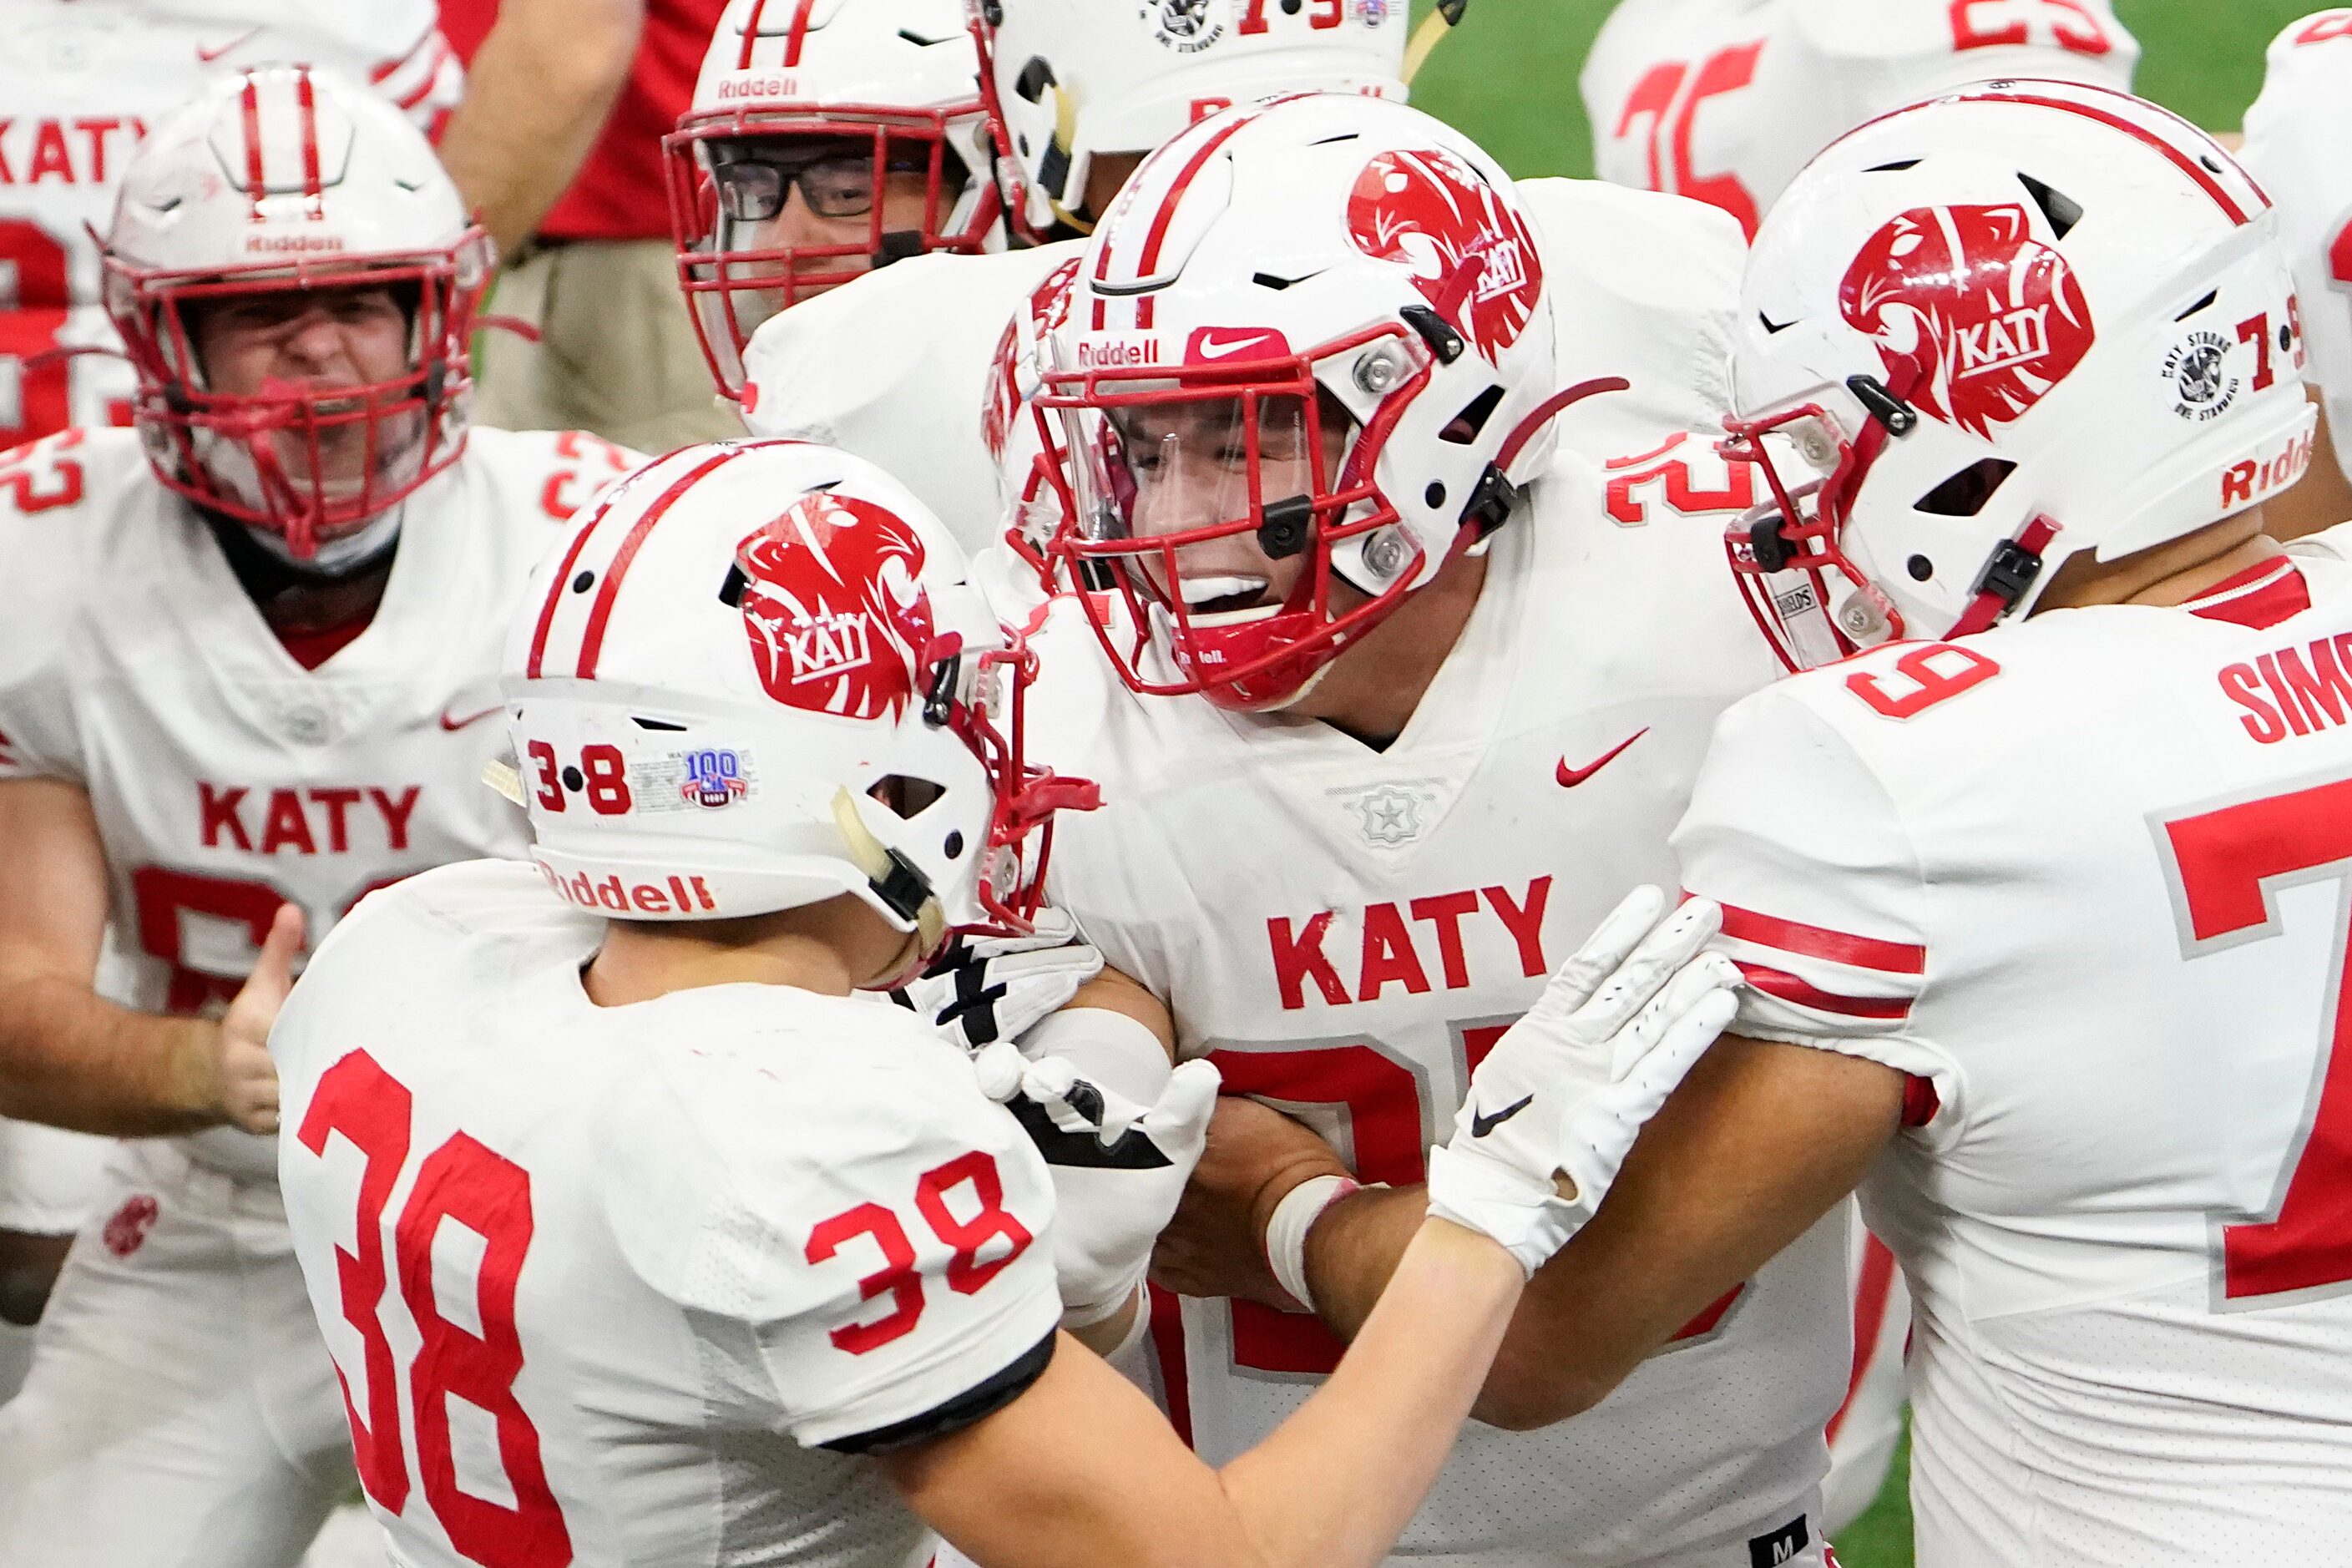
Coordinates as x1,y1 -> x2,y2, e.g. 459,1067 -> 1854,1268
439,0 -> 726,242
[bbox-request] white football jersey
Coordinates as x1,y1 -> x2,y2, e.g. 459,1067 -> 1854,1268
1581,0 -> 2137,241
738,185 -> 1747,567
0,424 -> 640,1178
1675,555 -> 2352,1565
2243,13 -> 2352,488
1025,454 -> 1853,1564
272,860 -> 1062,1568
0,0 -> 463,448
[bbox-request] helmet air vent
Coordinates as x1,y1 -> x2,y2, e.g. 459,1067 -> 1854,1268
2017,174 -> 2082,240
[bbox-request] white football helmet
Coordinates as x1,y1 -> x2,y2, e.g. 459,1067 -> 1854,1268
1723,79 -> 2316,670
668,0 -> 998,398
1035,93 -> 1561,712
508,440 -> 1095,984
969,0 -> 1409,241
982,251 -> 1084,578
103,65 -> 490,566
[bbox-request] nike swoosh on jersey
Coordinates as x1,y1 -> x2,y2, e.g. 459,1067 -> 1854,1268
1469,1094 -> 1534,1138
438,705 -> 504,732
1555,728 -> 1649,788
196,27 -> 264,63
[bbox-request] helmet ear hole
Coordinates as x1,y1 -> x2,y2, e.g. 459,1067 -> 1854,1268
868,774 -> 947,818
1915,458 -> 2018,518
1439,385 -> 1505,446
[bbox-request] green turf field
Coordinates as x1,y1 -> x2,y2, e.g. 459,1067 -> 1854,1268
1401,4 -> 2322,1563
1408,0 -> 2324,178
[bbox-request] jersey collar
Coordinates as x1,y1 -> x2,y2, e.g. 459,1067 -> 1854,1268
2181,556 -> 2311,630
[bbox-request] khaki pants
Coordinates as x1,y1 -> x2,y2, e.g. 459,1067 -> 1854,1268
472,235 -> 742,453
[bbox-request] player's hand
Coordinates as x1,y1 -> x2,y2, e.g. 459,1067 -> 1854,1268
1427,888 -> 1737,1275
974,1038 -> 1220,1324
903,908 -> 1104,1050
213,903 -> 303,1136
1151,1096 -> 1349,1308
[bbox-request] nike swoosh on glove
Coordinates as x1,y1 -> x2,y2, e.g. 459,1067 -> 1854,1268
974,1039 -> 1220,1324
903,908 -> 1105,1049
1426,887 -> 1738,1275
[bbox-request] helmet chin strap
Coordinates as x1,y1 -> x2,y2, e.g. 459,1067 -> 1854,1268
242,504 -> 405,577
829,787 -> 947,984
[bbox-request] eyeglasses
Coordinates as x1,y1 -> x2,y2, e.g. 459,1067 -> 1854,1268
706,147 -> 925,223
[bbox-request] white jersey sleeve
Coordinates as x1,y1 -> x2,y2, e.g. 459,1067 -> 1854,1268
2243,13 -> 2352,487
607,1009 -> 1065,1451
0,432 -> 106,781
1672,665 -> 1949,1090
1517,179 -> 1743,460
739,246 -> 1082,557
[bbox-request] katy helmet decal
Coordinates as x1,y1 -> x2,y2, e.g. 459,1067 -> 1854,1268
1346,147 -> 1545,363
736,493 -> 934,721
1839,204 -> 2094,441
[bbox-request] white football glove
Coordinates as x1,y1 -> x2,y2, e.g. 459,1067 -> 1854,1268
974,1038 -> 1220,1323
903,908 -> 1105,1050
1427,887 -> 1739,1276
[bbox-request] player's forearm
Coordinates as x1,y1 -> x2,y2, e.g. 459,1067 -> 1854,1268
1211,1219 -> 1523,1568
437,0 -> 644,256
0,972 -> 223,1135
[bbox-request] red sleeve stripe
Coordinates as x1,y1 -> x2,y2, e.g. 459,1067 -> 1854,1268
391,44 -> 453,112
371,24 -> 436,84
1718,903 -> 1925,976
1737,962 -> 1913,1022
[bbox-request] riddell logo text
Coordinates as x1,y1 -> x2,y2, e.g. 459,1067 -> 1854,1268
715,75 -> 797,99
1078,338 -> 1159,370
1267,877 -> 1552,1009
538,863 -> 718,915
245,234 -> 345,255
2222,428 -> 2316,509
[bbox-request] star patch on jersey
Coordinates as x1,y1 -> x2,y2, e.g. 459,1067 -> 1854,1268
1329,780 -> 1441,848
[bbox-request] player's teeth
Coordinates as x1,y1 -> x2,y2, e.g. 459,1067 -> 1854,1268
1181,575 -> 1267,608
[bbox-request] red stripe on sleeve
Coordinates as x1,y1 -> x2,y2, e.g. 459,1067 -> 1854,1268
1736,962 -> 1913,1022
1719,903 -> 1926,975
